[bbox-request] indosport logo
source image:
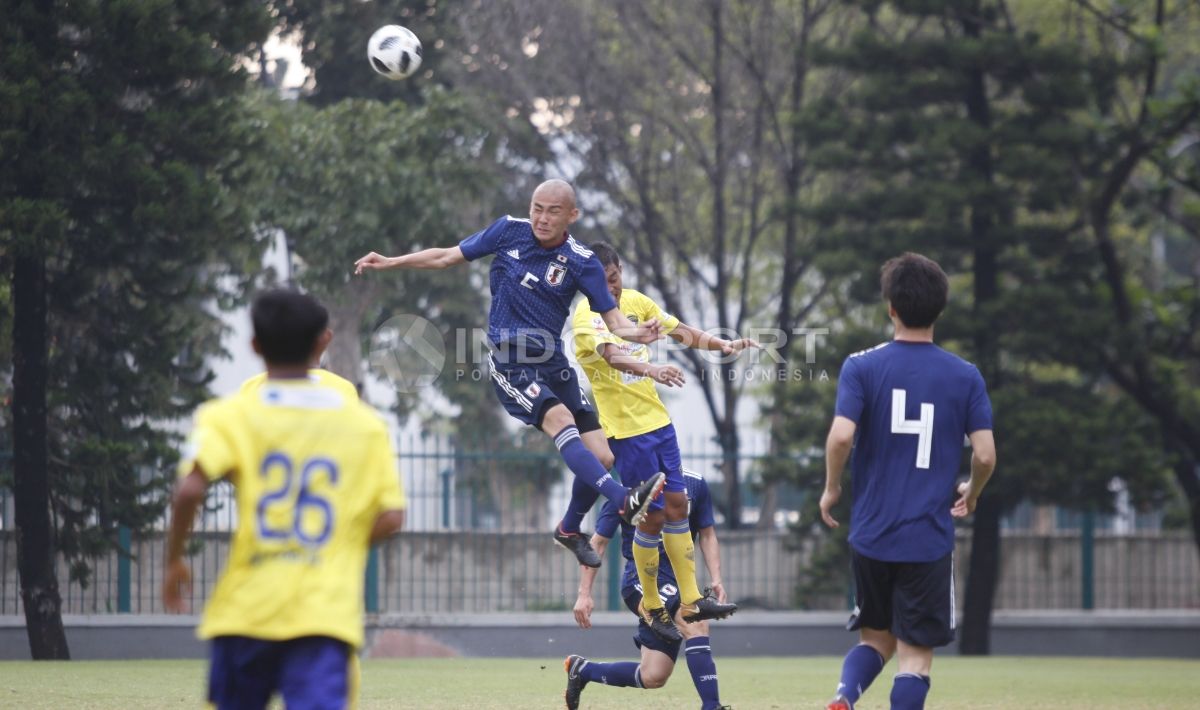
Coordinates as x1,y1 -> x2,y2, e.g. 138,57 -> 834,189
369,314 -> 446,393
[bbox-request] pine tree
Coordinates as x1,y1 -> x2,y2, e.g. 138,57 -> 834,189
1,0 -> 272,657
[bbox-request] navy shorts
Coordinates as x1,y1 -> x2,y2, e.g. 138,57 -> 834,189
847,549 -> 956,648
487,347 -> 597,431
622,572 -> 683,659
609,423 -> 684,513
208,635 -> 352,710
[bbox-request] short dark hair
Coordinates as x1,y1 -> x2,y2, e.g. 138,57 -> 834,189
251,289 -> 329,366
588,241 -> 621,268
880,253 -> 948,329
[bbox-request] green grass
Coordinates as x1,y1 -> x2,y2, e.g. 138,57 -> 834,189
0,657 -> 1195,709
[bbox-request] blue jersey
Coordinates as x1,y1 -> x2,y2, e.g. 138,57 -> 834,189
459,216 -> 617,355
835,341 -> 993,562
596,470 -> 716,588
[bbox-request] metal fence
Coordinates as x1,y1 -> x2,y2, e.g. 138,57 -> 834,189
1,435 -> 1198,615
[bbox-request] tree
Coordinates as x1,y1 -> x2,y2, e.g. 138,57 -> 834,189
444,0 -> 855,528
1,0 -> 272,658
803,0 -> 1181,653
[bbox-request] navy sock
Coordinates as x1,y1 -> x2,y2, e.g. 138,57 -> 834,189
559,475 -> 601,534
554,426 -> 626,503
684,636 -> 721,710
579,660 -> 642,688
836,643 -> 885,706
890,673 -> 930,710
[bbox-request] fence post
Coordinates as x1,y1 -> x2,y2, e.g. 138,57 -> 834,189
118,525 -> 131,613
440,468 -> 453,529
607,528 -> 623,611
365,546 -> 380,613
1081,509 -> 1095,610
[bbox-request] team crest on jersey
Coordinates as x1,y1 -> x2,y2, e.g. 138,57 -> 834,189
591,315 -> 605,332
545,262 -> 567,286
524,382 -> 541,398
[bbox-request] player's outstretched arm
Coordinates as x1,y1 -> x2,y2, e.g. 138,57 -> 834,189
696,526 -> 728,603
820,416 -> 857,528
669,322 -> 760,356
598,343 -> 686,387
354,246 -> 466,274
953,429 -> 996,518
600,307 -> 662,345
573,533 -> 610,629
163,466 -> 209,613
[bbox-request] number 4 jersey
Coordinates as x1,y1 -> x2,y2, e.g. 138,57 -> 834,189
835,341 -> 992,563
178,379 -> 407,648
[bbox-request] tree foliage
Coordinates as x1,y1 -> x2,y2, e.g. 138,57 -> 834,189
1,0 -> 274,657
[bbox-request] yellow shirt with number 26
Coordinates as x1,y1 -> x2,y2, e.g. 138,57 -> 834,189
178,379 -> 406,649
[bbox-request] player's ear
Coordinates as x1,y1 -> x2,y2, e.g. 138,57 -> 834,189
567,206 -> 580,224
311,329 -> 333,363
251,337 -> 263,356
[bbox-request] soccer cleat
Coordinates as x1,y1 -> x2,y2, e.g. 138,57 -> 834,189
553,526 -> 602,568
618,472 -> 666,526
680,589 -> 738,622
825,695 -> 852,710
564,654 -> 589,710
638,600 -> 683,643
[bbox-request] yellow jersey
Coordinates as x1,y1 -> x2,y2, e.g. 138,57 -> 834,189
179,379 -> 405,648
571,289 -> 680,439
239,368 -> 358,400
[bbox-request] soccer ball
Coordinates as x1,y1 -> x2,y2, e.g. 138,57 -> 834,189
367,25 -> 423,80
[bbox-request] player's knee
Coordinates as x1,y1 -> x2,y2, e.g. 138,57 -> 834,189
539,403 -> 573,436
664,492 -> 688,519
638,510 -> 665,535
639,668 -> 669,689
677,618 -> 709,639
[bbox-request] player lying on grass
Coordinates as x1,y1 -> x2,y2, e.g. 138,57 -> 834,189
565,470 -> 731,710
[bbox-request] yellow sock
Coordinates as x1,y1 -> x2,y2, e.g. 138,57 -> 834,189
632,529 -> 664,609
662,518 -> 702,605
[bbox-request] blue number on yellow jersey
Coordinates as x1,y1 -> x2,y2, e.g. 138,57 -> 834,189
835,341 -> 992,562
179,379 -> 406,649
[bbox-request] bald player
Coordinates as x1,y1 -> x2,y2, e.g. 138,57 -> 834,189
354,180 -> 667,559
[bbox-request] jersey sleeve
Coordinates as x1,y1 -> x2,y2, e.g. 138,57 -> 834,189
834,356 -> 866,424
576,256 -> 617,313
458,216 -> 510,261
635,291 -> 680,335
572,300 -> 621,358
595,500 -> 621,539
178,401 -> 237,482
690,479 -> 716,530
965,366 -> 994,434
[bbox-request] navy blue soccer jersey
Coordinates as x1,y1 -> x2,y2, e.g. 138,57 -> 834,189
835,341 -> 993,562
596,470 -> 716,586
459,216 -> 617,354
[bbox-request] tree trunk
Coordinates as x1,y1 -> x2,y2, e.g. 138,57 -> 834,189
959,7 -> 1002,655
12,253 -> 70,660
959,493 -> 1001,655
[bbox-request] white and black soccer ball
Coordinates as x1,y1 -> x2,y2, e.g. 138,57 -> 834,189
367,25 -> 422,80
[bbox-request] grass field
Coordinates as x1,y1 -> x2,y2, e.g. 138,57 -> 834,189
0,656 -> 1196,709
